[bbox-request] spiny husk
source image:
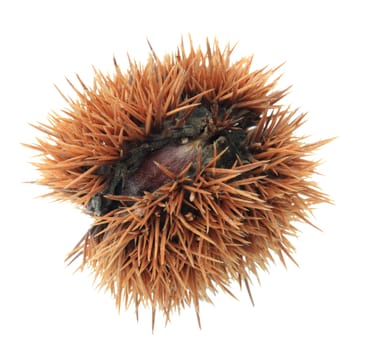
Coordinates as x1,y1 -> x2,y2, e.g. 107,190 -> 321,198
27,37 -> 331,329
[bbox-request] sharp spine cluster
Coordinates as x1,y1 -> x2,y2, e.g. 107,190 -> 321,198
27,37 -> 331,329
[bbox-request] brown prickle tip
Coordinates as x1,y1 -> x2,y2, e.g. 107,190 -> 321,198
26,36 -> 332,329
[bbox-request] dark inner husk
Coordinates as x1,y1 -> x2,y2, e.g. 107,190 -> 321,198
86,104 -> 260,217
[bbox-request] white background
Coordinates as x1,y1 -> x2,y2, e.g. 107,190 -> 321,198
1,0 -> 364,349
